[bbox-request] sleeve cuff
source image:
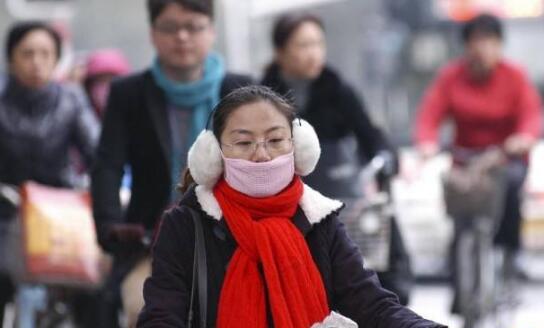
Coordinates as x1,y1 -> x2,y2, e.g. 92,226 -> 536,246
311,311 -> 358,328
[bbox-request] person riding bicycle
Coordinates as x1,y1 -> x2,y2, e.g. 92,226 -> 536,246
0,21 -> 99,327
261,12 -> 413,305
91,1 -> 252,326
415,13 -> 542,313
137,85 -> 445,328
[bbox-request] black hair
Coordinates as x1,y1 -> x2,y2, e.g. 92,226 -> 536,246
178,85 -> 296,193
147,0 -> 214,24
272,12 -> 324,49
211,85 -> 296,141
5,21 -> 62,63
461,13 -> 503,43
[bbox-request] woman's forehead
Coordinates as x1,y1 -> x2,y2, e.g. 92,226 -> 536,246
225,101 -> 291,130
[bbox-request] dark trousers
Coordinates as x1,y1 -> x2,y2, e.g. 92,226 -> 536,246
0,274 -> 14,326
493,160 -> 527,250
96,249 -> 148,328
0,220 -> 14,326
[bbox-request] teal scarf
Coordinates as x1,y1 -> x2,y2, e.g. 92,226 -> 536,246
151,53 -> 225,197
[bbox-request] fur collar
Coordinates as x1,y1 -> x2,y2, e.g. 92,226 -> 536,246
194,183 -> 343,225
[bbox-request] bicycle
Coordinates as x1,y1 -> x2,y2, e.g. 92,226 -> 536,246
442,147 -> 519,328
340,152 -> 414,304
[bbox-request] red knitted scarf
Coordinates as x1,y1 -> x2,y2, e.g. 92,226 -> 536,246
213,177 -> 329,328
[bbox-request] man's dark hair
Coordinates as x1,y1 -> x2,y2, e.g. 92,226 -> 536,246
5,21 -> 62,63
462,13 -> 503,43
147,0 -> 214,24
272,12 -> 324,49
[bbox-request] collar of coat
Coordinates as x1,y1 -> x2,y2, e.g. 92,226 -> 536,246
194,183 -> 343,225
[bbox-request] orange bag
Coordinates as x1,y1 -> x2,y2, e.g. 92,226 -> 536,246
18,182 -> 103,287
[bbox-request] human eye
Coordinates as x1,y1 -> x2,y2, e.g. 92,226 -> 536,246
268,138 -> 285,144
232,140 -> 254,153
267,138 -> 289,150
155,22 -> 178,34
187,22 -> 206,33
21,49 -> 34,59
234,140 -> 253,146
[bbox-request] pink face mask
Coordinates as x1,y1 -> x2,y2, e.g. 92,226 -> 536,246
222,152 -> 295,198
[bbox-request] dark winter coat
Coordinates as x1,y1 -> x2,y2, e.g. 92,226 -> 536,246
91,70 -> 252,252
137,185 -> 445,328
262,64 -> 392,198
0,76 -> 98,218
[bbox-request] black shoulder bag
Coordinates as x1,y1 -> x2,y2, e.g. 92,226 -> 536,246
187,207 -> 207,328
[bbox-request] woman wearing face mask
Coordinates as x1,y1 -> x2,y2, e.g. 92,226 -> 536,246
137,86 -> 444,328
262,13 -> 413,305
83,48 -> 131,119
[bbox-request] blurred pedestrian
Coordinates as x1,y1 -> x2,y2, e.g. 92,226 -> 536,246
415,13 -> 542,312
0,20 -> 99,327
83,48 -> 131,119
262,12 -> 413,305
90,0 -> 251,327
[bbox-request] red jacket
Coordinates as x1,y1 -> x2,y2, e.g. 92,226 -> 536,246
415,59 -> 542,149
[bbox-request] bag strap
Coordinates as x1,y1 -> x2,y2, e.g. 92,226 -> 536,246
187,220 -> 197,328
187,207 -> 207,328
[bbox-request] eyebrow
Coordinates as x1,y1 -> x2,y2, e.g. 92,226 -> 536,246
229,126 -> 288,135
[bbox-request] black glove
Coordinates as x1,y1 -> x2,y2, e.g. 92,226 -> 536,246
376,150 -> 398,191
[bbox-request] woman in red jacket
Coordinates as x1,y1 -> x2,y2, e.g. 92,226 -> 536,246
415,14 -> 542,311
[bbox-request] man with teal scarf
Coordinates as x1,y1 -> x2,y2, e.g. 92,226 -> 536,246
91,1 -> 251,326
151,52 -> 225,195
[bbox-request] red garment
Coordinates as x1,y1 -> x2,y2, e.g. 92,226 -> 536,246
213,177 -> 329,328
415,59 -> 542,149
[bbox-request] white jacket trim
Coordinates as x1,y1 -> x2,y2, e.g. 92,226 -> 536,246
194,183 -> 343,224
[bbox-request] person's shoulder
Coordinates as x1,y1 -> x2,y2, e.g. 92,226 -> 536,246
110,69 -> 150,92
58,81 -> 87,99
163,184 -> 206,227
299,183 -> 344,229
437,58 -> 465,80
221,72 -> 254,96
498,60 -> 530,82
317,66 -> 343,87
56,83 -> 93,112
312,66 -> 352,101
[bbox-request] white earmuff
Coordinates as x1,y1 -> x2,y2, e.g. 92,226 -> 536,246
292,118 -> 321,176
187,130 -> 223,189
187,118 -> 321,189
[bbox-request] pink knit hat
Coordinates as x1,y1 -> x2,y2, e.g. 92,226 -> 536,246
85,49 -> 131,78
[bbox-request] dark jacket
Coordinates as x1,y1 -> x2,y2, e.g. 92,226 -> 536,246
0,76 -> 98,218
262,65 -> 392,198
137,185 -> 445,328
91,70 -> 252,252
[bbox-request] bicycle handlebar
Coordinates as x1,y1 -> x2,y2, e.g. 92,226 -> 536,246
359,151 -> 395,183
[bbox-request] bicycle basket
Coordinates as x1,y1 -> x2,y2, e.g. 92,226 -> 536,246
442,166 -> 506,221
340,195 -> 392,272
